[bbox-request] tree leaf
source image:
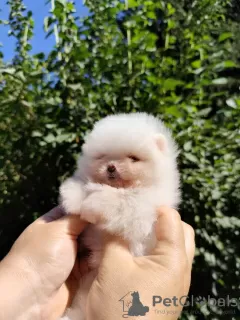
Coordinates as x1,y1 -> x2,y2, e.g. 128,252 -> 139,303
162,78 -> 184,90
218,32 -> 232,42
128,0 -> 138,8
212,78 -> 228,85
226,98 -> 237,109
185,153 -> 198,163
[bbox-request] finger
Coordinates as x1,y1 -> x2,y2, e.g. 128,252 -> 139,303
54,214 -> 88,236
182,222 -> 195,293
100,232 -> 133,269
151,206 -> 186,258
182,222 -> 195,268
37,206 -> 64,223
46,282 -> 70,320
36,207 -> 87,236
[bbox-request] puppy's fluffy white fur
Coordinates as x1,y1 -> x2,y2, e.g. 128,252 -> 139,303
59,113 -> 180,319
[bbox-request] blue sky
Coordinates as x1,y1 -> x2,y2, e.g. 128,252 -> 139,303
0,0 -> 89,61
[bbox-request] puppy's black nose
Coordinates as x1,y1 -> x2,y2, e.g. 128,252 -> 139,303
107,164 -> 116,173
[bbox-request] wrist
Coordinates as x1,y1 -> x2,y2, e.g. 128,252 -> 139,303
0,252 -> 41,320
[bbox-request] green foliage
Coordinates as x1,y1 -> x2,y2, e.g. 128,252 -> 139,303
0,1 -> 239,319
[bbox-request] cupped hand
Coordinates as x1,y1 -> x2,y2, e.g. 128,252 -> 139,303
0,207 -> 87,320
86,206 -> 195,320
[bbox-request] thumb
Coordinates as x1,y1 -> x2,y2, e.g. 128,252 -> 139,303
151,207 -> 186,259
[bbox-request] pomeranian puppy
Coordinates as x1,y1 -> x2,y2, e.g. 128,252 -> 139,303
59,112 -> 180,319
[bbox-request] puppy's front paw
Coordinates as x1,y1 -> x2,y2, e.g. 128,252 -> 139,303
80,197 -> 104,224
59,178 -> 85,214
80,186 -> 119,224
80,186 -> 115,223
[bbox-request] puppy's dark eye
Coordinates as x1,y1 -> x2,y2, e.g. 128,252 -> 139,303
128,155 -> 140,162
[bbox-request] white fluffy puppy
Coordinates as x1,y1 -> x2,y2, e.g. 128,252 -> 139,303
59,112 -> 180,319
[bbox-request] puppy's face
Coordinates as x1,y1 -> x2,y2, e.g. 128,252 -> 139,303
83,135 -> 167,188
87,154 -> 151,188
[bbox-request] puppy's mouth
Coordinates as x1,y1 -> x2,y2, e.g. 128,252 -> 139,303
107,169 -> 119,180
106,174 -> 134,188
106,171 -> 121,185
108,173 -> 117,180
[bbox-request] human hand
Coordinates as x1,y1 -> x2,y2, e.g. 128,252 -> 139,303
0,207 -> 87,320
86,207 -> 195,320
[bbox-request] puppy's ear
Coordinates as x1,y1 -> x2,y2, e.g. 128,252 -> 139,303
155,134 -> 168,152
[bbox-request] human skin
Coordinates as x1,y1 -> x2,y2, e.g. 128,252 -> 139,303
86,207 -> 195,320
0,206 -> 194,320
0,207 -> 87,320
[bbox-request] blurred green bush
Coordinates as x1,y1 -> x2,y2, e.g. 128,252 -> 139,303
0,1 -> 239,318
